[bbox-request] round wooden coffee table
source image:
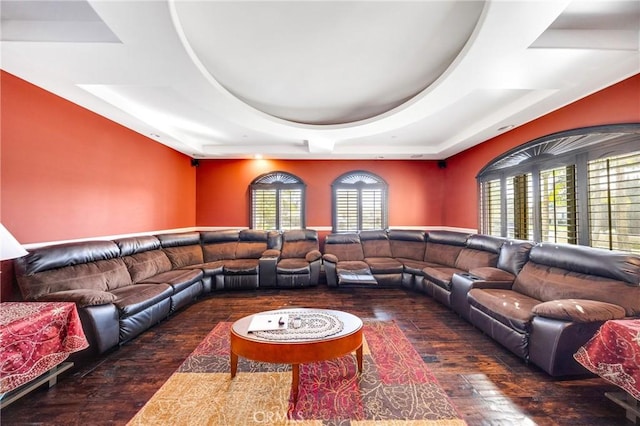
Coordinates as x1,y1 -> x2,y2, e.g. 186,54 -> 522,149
230,308 -> 363,401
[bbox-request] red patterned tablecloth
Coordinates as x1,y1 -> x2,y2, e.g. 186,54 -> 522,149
0,302 -> 89,393
574,319 -> 640,399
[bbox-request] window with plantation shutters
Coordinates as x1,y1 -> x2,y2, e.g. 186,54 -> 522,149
333,171 -> 387,232
506,174 -> 533,240
250,172 -> 305,230
479,179 -> 502,236
476,124 -> 640,251
540,165 -> 577,244
588,151 -> 640,254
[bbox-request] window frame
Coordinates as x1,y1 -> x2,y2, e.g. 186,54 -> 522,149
477,123 -> 640,252
249,171 -> 306,231
331,170 -> 388,233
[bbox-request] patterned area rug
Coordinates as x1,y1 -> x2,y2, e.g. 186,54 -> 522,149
127,321 -> 466,425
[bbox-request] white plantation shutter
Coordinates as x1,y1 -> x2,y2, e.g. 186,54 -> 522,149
335,188 -> 359,232
506,174 -> 533,240
361,188 -> 384,230
539,165 -> 577,244
333,171 -> 387,232
479,179 -> 502,236
250,172 -> 305,230
279,188 -> 302,229
252,189 -> 277,230
588,151 -> 640,253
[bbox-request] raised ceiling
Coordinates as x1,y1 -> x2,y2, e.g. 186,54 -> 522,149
1,0 -> 638,160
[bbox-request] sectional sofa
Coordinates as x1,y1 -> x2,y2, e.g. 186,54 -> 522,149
13,228 -> 640,377
14,229 -> 320,354
322,229 -> 640,376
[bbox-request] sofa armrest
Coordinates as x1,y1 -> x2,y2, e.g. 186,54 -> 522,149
323,253 -> 338,264
305,250 -> 322,262
262,249 -> 281,258
37,289 -> 117,308
259,255 -> 278,288
450,272 -> 513,321
532,299 -> 627,323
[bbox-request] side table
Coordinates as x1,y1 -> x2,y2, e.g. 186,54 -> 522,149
0,302 -> 89,408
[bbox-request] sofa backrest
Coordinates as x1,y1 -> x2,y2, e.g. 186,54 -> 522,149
359,230 -> 392,258
15,240 -> 132,300
281,229 -> 318,259
513,243 -> 640,316
424,231 -> 469,267
497,239 -> 533,276
237,229 -> 271,259
323,233 -> 364,261
454,234 -> 505,271
157,232 -> 204,268
115,235 -> 173,283
388,230 -> 426,260
201,230 -> 240,262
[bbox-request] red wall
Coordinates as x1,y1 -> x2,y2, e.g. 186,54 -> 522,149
1,71 -> 196,299
2,70 -> 637,300
196,159 -> 445,232
443,74 -> 640,229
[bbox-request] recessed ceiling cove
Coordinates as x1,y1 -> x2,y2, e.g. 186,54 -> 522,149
172,1 -> 484,125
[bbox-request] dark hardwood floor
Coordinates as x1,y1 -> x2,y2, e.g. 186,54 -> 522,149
1,285 -> 630,425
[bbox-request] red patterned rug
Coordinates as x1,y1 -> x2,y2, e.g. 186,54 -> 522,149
128,321 -> 466,425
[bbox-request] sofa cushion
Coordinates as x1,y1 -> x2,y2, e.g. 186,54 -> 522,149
532,299 -> 626,322
277,258 -> 310,274
423,267 -> 463,289
38,289 -> 117,307
468,288 -> 539,334
122,251 -> 172,283
513,262 -> 640,316
455,248 -> 499,271
282,240 -> 318,259
138,269 -> 203,293
163,245 -> 204,269
336,260 -> 370,272
399,259 -> 441,276
529,243 -> 640,285
18,258 -> 132,300
469,267 -> 516,282
111,284 -> 173,317
115,236 -> 161,256
424,242 -> 463,268
203,242 -> 237,262
324,233 -> 364,261
388,230 -> 426,260
325,244 -> 365,262
365,257 -> 403,274
223,259 -> 260,274
183,261 -> 225,276
360,230 -> 393,258
18,240 -> 120,275
236,242 -> 267,259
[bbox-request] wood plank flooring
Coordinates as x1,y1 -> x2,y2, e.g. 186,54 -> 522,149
1,285 -> 631,425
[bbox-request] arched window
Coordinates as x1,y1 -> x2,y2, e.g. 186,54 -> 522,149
250,171 -> 305,230
332,171 -> 388,232
478,124 -> 640,253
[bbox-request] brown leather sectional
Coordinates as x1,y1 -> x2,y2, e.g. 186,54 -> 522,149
322,229 -> 640,376
13,228 -> 640,377
14,229 -> 320,354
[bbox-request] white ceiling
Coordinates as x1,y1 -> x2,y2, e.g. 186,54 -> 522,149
1,0 -> 638,160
